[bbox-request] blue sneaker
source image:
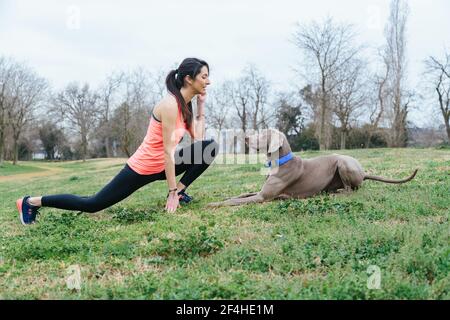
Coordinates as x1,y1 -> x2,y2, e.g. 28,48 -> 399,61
16,196 -> 40,225
178,190 -> 193,204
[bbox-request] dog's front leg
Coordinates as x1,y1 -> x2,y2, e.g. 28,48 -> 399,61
207,193 -> 266,207
225,192 -> 258,200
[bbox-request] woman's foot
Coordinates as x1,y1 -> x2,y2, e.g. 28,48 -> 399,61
178,190 -> 193,204
16,196 -> 40,225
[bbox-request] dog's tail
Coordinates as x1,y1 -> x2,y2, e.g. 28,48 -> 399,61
363,169 -> 418,184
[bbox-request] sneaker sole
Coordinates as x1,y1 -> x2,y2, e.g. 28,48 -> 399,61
16,198 -> 27,226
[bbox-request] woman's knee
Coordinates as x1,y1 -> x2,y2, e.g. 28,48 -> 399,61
81,197 -> 109,213
202,139 -> 219,163
177,139 -> 219,165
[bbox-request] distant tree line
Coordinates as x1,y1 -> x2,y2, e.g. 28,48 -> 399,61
0,0 -> 448,165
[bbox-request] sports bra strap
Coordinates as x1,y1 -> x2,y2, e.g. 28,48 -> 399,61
152,112 -> 161,122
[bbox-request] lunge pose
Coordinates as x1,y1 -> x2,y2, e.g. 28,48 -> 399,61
17,58 -> 218,225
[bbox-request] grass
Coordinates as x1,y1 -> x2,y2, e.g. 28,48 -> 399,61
0,162 -> 46,176
0,148 -> 449,299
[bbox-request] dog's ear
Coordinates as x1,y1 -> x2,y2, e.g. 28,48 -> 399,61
268,129 -> 283,154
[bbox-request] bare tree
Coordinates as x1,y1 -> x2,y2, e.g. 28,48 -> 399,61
109,67 -> 154,157
383,0 -> 410,147
7,64 -> 47,164
52,83 -> 101,161
275,91 -> 304,135
220,66 -> 272,153
331,58 -> 367,149
300,84 -> 321,123
242,65 -> 272,130
38,120 -> 66,160
0,57 -> 14,166
293,17 -> 361,150
150,69 -> 168,105
111,102 -> 135,157
222,80 -> 247,153
98,71 -> 124,157
208,84 -> 231,132
127,67 -> 155,141
226,79 -> 250,134
126,67 -> 153,110
424,52 -> 450,142
366,52 -> 391,148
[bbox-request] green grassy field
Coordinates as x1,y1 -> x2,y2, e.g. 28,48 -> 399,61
0,162 -> 46,176
0,148 -> 449,299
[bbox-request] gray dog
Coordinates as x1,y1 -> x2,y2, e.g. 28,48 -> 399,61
207,129 -> 418,207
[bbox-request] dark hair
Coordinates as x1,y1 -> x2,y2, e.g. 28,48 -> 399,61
165,57 -> 209,129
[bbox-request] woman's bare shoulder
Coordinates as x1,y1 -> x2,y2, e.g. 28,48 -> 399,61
154,95 -> 178,119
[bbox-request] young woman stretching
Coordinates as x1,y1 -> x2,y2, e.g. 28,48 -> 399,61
16,58 -> 218,225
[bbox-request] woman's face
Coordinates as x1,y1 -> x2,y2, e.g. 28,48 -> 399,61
190,66 -> 210,94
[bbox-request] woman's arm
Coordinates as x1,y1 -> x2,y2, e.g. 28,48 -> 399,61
161,101 -> 179,212
189,93 -> 206,140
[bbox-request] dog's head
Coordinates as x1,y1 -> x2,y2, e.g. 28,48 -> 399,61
246,128 -> 288,155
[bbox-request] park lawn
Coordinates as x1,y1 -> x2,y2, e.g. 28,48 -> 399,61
0,148 -> 449,299
0,162 -> 46,176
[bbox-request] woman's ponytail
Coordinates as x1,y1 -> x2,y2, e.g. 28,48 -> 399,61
165,68 -> 193,128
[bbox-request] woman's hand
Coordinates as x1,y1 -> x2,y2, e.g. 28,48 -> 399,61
197,92 -> 207,106
165,191 -> 179,213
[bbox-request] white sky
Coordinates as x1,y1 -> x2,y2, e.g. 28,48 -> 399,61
1,0 -> 449,126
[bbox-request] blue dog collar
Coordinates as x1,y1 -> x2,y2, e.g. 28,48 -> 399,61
265,152 -> 294,168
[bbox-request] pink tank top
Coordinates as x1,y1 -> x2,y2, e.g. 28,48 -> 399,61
127,106 -> 188,175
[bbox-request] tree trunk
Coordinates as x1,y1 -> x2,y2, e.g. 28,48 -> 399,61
366,130 -> 372,149
437,90 -> 450,142
340,130 -> 346,150
391,104 -> 407,148
0,131 -> 4,166
105,136 -> 111,158
48,147 -> 55,160
445,116 -> 450,142
319,97 -> 327,151
13,139 -> 18,165
124,147 -> 131,158
241,112 -> 249,154
244,133 -> 249,154
82,134 -> 87,162
253,113 -> 258,131
319,78 -> 329,151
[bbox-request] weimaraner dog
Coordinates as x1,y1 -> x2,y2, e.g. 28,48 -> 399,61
207,129 -> 418,207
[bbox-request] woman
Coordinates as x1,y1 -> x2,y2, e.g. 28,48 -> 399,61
16,58 -> 218,225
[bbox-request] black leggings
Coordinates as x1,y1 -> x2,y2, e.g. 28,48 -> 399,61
41,139 -> 219,213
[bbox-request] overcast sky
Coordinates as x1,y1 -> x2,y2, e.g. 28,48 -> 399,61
1,0 -> 449,126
